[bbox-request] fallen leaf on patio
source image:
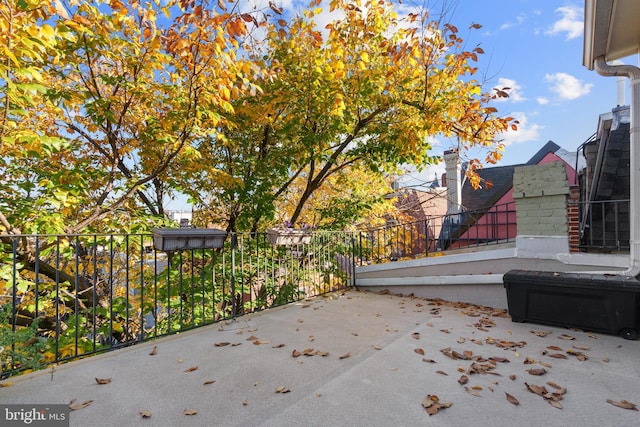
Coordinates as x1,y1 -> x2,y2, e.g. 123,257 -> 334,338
546,381 -> 562,390
272,343 -> 285,348
509,375 -> 516,381
203,380 -> 216,385
414,348 -> 425,356
275,386 -> 291,393
525,383 -> 547,396
505,392 -> 519,405
243,400 -> 248,406
308,335 -> 315,341
253,340 -> 270,345
602,357 -> 609,363
291,349 -> 301,357
184,409 -> 197,415
457,337 -> 465,344
339,352 -> 350,360
436,370 -> 448,376
572,344 -> 590,351
524,357 -> 536,364
421,394 -> 452,416
373,345 -> 382,350
302,348 -> 315,356
587,332 -> 597,339
184,366 -> 198,372
531,330 -> 552,337
489,356 -> 510,363
215,342 -> 230,347
314,351 -> 330,357
547,345 -> 563,351
557,333 -> 575,340
390,367 -> 398,371
0,382 -> 13,387
422,358 -> 436,363
297,319 -> 304,323
412,332 -> 420,339
539,361 -> 553,368
606,399 -> 638,411
247,328 -> 257,332
246,335 -> 258,341
232,342 -> 242,346
440,329 -> 451,334
548,353 -> 568,359
547,400 -> 563,410
527,368 -> 546,376
140,410 -> 152,418
69,400 -> 93,411
464,387 -> 482,398
149,346 -> 157,356
458,375 -> 468,385
95,377 -> 111,385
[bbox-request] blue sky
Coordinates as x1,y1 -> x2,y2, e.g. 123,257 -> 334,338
167,0 -> 631,210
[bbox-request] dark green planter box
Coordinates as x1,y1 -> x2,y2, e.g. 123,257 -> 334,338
503,270 -> 640,340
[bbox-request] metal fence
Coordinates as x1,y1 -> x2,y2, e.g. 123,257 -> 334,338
0,230 -> 356,378
356,202 -> 517,263
578,199 -> 630,252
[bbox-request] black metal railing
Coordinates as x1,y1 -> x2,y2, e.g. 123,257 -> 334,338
0,230 -> 356,378
577,199 -> 630,252
356,202 -> 517,263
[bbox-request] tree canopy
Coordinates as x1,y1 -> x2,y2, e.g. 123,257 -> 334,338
0,0 -> 516,236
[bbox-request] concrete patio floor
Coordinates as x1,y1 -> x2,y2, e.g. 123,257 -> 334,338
2,289 -> 639,427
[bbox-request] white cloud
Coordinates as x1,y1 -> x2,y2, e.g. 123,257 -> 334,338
499,14 -> 526,31
545,72 -> 592,100
537,97 -> 549,105
545,6 -> 582,40
497,112 -> 542,146
493,77 -> 526,103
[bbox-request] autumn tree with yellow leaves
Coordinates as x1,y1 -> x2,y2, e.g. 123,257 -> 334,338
186,0 -> 516,231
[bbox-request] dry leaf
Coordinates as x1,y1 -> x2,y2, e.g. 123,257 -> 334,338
505,392 -> 520,405
291,349 -> 301,357
557,333 -> 575,340
548,353 -> 568,359
531,330 -> 552,337
527,368 -> 546,376
215,342 -> 230,347
184,409 -> 198,415
308,335 -> 315,341
339,352 -> 351,360
275,386 -> 291,393
547,400 -> 563,410
0,382 -> 14,387
546,381 -> 562,390
524,357 -> 536,364
458,375 -> 469,385
422,358 -> 436,363
184,366 -> 198,372
272,343 -> 285,348
149,346 -> 157,356
572,344 -> 590,351
69,400 -> 93,411
373,345 -> 383,350
140,410 -> 152,418
509,375 -> 517,381
232,342 -> 242,347
607,399 -> 638,411
243,400 -> 248,406
436,370 -> 448,376
602,357 -> 610,363
95,377 -> 111,384
464,387 -> 482,398
253,340 -> 270,345
547,345 -> 563,351
246,335 -> 258,341
414,348 -> 425,356
314,351 -> 329,357
203,380 -> 216,385
412,332 -> 420,339
539,361 -> 553,368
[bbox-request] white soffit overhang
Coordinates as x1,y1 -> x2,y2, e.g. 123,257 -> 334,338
584,0 -> 640,70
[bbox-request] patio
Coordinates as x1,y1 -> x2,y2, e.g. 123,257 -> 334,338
2,288 -> 638,426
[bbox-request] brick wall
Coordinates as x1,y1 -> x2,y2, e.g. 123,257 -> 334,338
512,161 -> 570,237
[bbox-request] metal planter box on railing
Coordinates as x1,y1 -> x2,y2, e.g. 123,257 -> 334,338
266,228 -> 312,246
152,228 -> 227,251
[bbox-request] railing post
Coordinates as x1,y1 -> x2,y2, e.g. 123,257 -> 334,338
231,232 -> 237,319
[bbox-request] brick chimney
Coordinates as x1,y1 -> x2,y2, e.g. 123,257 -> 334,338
443,149 -> 462,215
